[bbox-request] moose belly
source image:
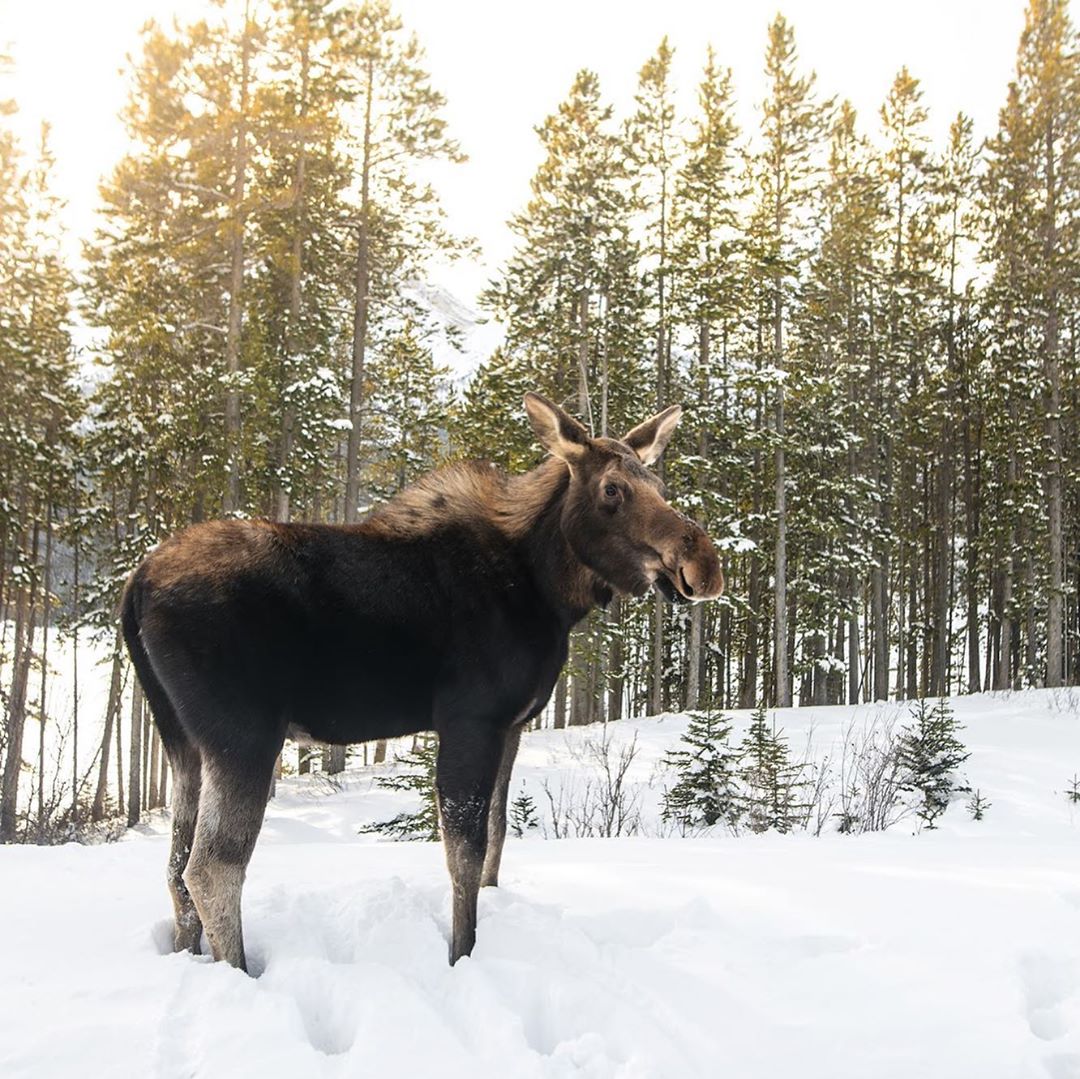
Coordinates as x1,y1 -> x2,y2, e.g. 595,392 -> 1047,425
288,617 -> 438,745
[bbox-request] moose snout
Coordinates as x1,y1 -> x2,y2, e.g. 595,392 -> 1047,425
674,528 -> 724,601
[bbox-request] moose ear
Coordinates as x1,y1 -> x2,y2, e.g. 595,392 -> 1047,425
523,392 -> 591,464
623,404 -> 683,466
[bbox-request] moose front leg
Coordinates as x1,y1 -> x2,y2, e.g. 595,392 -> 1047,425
436,722 -> 504,964
482,724 -> 523,888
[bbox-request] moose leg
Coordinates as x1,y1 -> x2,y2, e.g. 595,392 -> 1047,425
167,743 -> 203,953
481,724 -> 523,888
436,723 -> 504,964
183,754 -> 275,972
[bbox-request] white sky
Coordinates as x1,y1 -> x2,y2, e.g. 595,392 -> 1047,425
3,0 -> 1027,306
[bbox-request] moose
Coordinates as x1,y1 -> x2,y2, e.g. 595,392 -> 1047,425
121,393 -> 723,971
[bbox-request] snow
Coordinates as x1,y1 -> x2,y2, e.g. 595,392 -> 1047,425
4,690 -> 1080,1078
404,279 -> 503,384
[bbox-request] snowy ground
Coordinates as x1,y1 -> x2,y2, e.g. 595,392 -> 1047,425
4,690 -> 1080,1078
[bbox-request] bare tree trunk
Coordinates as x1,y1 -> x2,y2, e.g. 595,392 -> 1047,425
71,497 -> 80,820
127,680 -> 143,828
148,726 -> 161,810
92,637 -> 124,822
773,314 -> 789,707
35,500 -> 53,835
963,409 -> 981,693
344,55 -> 376,525
553,671 -> 568,730
606,598 -> 624,723
650,599 -> 664,715
741,552 -> 761,709
0,517 -> 41,842
687,603 -> 704,710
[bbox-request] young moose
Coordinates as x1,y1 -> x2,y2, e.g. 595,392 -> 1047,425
122,393 -> 723,970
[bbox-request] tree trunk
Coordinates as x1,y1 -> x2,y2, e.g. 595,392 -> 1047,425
223,1 -> 253,515
127,680 -> 143,828
553,670 -> 568,730
607,598 -> 624,722
773,293 -> 789,708
92,637 -> 124,821
36,499 -> 53,834
324,744 -> 346,774
0,517 -> 41,842
344,56 -> 376,525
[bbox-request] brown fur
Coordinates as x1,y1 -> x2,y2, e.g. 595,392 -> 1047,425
360,458 -> 568,543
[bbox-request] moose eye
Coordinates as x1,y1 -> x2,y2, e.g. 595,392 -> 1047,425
604,483 -> 619,499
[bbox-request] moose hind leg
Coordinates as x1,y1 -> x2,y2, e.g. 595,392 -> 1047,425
437,724 -> 504,964
482,725 -> 522,888
167,744 -> 203,953
183,754 -> 275,972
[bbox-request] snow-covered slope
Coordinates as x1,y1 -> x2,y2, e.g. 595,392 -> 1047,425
405,279 -> 504,385
4,691 -> 1080,1078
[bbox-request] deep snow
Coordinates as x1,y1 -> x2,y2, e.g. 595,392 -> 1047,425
3,690 -> 1080,1078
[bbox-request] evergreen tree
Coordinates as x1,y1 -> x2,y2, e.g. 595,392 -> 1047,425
339,0 -> 465,524
509,784 -> 539,838
897,698 -> 970,828
661,707 -> 742,832
750,15 -> 830,708
739,706 -> 808,833
364,734 -> 440,841
668,49 -> 747,712
0,112 -> 79,842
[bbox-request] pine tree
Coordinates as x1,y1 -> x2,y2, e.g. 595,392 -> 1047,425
966,789 -> 990,820
897,698 -> 970,828
340,0 -> 465,524
739,706 -> 808,833
0,113 -> 79,842
509,784 -> 539,838
483,69 -> 649,728
793,100 -> 883,706
364,734 -> 440,841
661,707 -> 742,832
668,49 -> 746,711
365,325 -> 450,499
751,15 -> 830,708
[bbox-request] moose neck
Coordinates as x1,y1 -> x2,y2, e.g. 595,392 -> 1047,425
510,458 -> 609,624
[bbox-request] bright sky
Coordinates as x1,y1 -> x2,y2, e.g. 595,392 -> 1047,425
3,0 -> 1027,306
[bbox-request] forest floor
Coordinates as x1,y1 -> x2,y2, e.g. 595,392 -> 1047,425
3,689 -> 1080,1077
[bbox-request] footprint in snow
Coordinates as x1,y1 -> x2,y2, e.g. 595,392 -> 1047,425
1020,950 -> 1075,1043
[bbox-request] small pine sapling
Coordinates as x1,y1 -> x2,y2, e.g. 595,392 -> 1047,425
898,698 -> 970,829
661,707 -> 742,832
361,734 -> 440,841
966,789 -> 990,821
738,707 -> 809,834
509,784 -> 539,837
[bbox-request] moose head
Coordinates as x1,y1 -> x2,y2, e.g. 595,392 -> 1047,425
523,392 -> 724,606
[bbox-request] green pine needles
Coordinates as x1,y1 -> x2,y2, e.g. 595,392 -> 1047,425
739,707 -> 811,834
661,707 -> 742,832
510,785 -> 540,838
362,734 -> 441,842
661,705 -> 810,835
897,699 -> 970,829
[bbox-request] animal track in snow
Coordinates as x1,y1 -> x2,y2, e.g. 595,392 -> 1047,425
1021,951 -> 1075,1043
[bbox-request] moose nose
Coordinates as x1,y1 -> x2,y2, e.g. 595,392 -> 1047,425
678,531 -> 724,601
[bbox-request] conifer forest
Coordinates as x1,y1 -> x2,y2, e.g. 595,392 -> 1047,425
2,0 -> 1079,840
